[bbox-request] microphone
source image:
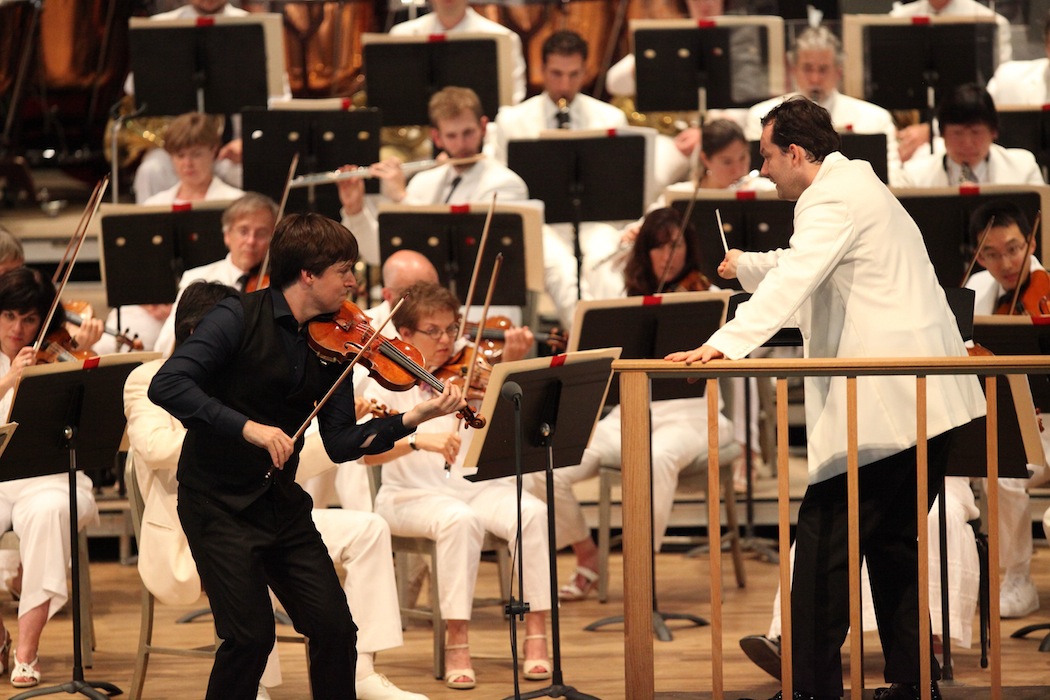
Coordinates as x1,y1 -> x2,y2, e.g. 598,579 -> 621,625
501,381 -> 523,404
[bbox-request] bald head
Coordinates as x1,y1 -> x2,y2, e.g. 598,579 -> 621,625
381,250 -> 440,303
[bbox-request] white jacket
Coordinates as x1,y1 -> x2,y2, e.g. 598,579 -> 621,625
491,92 -> 628,164
705,152 -> 985,483
898,143 -> 1045,187
987,58 -> 1050,106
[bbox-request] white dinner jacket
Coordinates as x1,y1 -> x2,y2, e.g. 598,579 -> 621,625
898,143 -> 1045,188
705,152 -> 986,483
491,92 -> 628,164
987,58 -> 1050,106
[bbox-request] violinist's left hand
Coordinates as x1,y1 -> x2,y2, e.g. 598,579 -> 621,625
402,382 -> 465,429
354,397 -> 374,421
69,305 -> 104,350
665,344 -> 725,365
501,325 -> 535,363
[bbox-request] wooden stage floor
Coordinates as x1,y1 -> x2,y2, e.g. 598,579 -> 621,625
4,537 -> 1050,700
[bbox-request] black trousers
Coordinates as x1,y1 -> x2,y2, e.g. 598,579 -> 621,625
179,484 -> 358,700
791,431 -> 954,698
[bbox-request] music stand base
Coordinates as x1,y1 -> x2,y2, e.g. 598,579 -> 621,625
507,682 -> 603,700
1011,624 -> 1050,651
584,610 -> 708,642
10,678 -> 122,700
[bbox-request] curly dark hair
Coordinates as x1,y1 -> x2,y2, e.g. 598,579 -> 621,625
760,96 -> 840,163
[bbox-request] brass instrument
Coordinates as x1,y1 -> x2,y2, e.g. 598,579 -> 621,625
103,96 -> 170,168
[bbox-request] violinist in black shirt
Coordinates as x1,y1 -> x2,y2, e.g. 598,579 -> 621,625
149,213 -> 463,700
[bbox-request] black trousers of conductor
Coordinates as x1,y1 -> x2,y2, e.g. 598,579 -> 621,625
179,483 -> 358,700
791,431 -> 954,698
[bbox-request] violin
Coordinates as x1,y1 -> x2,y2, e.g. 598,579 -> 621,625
462,316 -> 567,362
667,269 -> 711,294
994,268 -> 1050,318
306,300 -> 485,429
434,344 -> 493,402
36,327 -> 96,364
62,300 -> 143,351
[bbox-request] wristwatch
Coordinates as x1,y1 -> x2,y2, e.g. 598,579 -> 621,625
408,433 -> 419,451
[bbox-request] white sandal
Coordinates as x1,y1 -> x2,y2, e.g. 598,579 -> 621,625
444,643 -> 476,690
558,566 -> 599,601
10,651 -> 39,688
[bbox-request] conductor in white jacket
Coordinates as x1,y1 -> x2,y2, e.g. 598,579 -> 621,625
668,98 -> 985,700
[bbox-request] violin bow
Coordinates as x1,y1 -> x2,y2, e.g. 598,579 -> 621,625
290,294 -> 406,444
456,192 -> 498,341
50,177 -> 108,286
1005,210 -> 1042,316
255,152 -> 300,291
33,176 -> 109,355
959,218 -> 995,289
655,182 -> 700,295
444,253 -> 503,476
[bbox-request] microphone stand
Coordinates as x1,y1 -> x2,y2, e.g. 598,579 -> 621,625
502,381 -> 528,700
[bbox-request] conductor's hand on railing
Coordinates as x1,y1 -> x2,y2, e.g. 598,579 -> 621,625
717,249 -> 743,280
243,419 -> 295,470
665,344 -> 725,366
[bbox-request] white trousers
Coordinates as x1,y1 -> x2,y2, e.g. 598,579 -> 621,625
0,473 -> 98,620
768,476 -> 981,647
524,403 -> 733,552
375,481 -> 551,620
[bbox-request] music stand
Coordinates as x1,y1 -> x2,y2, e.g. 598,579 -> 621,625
464,349 -> 619,700
1,354 -> 151,699
361,32 -> 513,125
746,132 -> 889,184
841,15 -> 996,119
567,292 -> 729,639
630,17 -> 785,113
128,14 -> 285,116
242,106 -> 382,219
377,202 -> 544,306
97,202 -> 229,307
508,128 -> 653,299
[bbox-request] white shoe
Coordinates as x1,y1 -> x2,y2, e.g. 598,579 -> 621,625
356,672 -> 429,700
1000,574 -> 1039,618
256,685 -> 272,700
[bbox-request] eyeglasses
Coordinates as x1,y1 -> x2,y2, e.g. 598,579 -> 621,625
413,323 -> 460,340
977,241 -> 1028,265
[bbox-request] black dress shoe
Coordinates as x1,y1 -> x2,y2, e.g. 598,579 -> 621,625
739,691 -> 839,700
872,681 -> 942,700
739,634 -> 782,680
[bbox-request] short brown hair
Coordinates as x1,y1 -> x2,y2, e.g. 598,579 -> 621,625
269,213 -> 359,289
0,226 -> 25,269
428,86 -> 484,126
163,112 -> 223,154
222,192 -> 279,231
392,281 -> 459,333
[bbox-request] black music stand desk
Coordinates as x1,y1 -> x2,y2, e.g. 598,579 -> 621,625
361,32 -> 513,125
97,202 -> 230,307
2,354 -> 154,699
377,202 -> 545,308
464,348 -> 619,700
128,14 -> 285,116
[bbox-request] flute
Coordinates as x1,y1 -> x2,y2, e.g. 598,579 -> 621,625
288,155 -> 484,189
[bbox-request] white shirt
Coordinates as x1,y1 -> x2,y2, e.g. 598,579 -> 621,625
390,8 -> 527,105
706,152 -> 985,482
141,178 -> 244,206
491,92 -> 629,165
890,0 -> 1012,64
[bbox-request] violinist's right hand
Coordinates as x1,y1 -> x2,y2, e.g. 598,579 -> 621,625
402,382 -> 466,429
414,432 -> 462,465
717,249 -> 743,280
1,346 -> 37,394
242,420 -> 295,471
337,165 -> 366,216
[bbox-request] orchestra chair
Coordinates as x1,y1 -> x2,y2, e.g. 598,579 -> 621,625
596,435 -> 747,604
367,464 -> 511,679
125,457 -> 311,699
0,527 -> 95,667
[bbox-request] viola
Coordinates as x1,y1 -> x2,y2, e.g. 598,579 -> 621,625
995,268 -> 1050,319
462,316 -> 568,362
306,300 -> 485,429
434,344 -> 493,402
62,300 -> 143,351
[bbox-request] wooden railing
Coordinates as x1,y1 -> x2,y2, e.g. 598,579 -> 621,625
614,355 -> 1050,700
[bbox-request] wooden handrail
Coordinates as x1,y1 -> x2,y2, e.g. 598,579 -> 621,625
616,355 -> 1050,700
